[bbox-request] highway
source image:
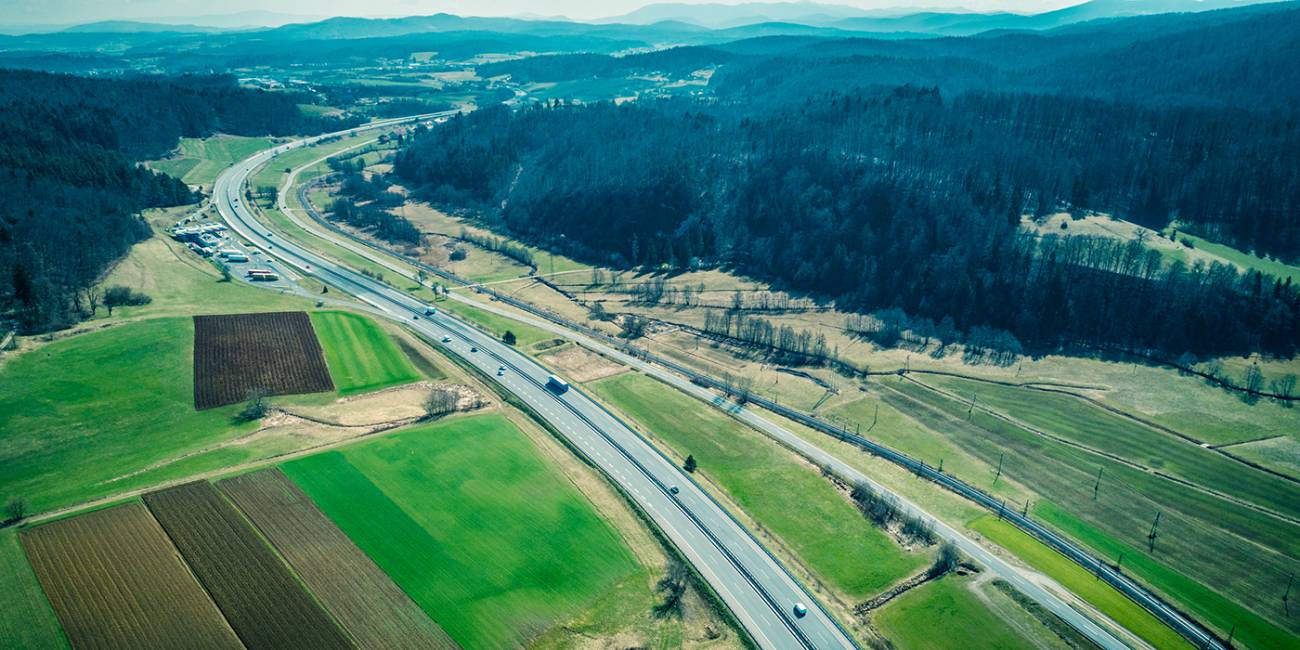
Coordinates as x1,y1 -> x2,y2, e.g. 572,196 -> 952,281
214,117 -> 858,650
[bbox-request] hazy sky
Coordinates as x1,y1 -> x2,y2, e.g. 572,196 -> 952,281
1,0 -> 1086,26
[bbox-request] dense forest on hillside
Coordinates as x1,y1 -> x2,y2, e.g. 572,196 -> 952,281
0,70 -> 361,333
394,95 -> 1300,357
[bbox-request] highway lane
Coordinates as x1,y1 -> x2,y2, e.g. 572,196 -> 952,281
214,119 -> 858,650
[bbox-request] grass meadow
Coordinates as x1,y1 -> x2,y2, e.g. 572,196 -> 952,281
873,573 -> 1034,650
0,530 -> 66,650
283,414 -> 640,648
310,311 -> 421,394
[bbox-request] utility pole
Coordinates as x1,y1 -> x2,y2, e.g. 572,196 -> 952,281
968,393 -> 978,420
1093,467 -> 1104,500
1021,499 -> 1030,517
1147,511 -> 1162,552
1284,573 -> 1294,615
1116,552 -> 1124,573
868,403 -> 880,431
938,458 -> 944,474
1227,625 -> 1236,648
994,453 -> 1004,485
998,499 -> 1007,520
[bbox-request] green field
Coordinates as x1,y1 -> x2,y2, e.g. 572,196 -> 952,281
0,317 -> 261,513
1033,502 -> 1296,650
873,574 -> 1034,650
591,372 -> 928,600
283,414 -> 640,649
923,375 -> 1300,520
310,311 -> 421,394
970,516 -> 1193,650
884,377 -> 1300,642
0,530 -> 67,650
1167,230 -> 1300,283
149,135 -> 276,187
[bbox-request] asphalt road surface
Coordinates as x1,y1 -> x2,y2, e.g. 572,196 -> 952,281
214,116 -> 858,650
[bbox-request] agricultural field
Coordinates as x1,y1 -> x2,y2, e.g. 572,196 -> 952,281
0,529 -> 66,650
142,481 -> 353,649
21,503 -> 242,650
193,311 -> 335,409
283,414 -> 641,649
147,135 -> 276,187
920,374 -> 1300,520
309,311 -> 421,394
218,469 -> 458,650
589,372 -> 930,603
886,378 -> 1300,647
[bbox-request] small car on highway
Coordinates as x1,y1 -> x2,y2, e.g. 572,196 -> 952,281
470,346 -> 478,352
497,366 -> 505,376
669,485 -> 680,495
793,602 -> 808,618
441,335 -> 452,343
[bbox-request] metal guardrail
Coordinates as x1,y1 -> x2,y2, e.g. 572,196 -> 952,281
295,171 -> 1225,650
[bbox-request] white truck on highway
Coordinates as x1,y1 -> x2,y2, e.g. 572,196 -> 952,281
546,374 -> 570,393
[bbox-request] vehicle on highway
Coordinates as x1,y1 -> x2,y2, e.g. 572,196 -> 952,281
497,366 -> 505,376
424,307 -> 437,316
470,346 -> 478,352
794,602 -> 808,618
441,335 -> 452,343
413,315 -> 419,320
669,485 -> 680,495
546,374 -> 570,394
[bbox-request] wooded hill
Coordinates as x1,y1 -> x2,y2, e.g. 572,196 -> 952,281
394,90 -> 1299,358
0,70 -> 361,333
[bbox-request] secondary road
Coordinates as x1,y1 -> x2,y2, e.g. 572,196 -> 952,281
214,117 -> 857,650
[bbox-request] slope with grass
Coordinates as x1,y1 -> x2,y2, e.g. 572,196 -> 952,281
310,311 -> 421,394
873,573 -> 1036,650
283,414 -> 640,649
148,135 -> 277,187
0,530 -> 66,650
970,516 -> 1193,650
0,317 -> 260,513
589,371 -> 928,601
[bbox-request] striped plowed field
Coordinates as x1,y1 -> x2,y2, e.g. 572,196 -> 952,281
218,470 -> 460,650
193,311 -> 335,409
21,502 -> 243,650
142,482 -> 353,650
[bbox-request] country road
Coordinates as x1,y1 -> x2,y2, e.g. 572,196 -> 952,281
214,115 -> 858,650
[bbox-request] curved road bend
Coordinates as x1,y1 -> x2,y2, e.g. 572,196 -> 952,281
215,119 -> 857,650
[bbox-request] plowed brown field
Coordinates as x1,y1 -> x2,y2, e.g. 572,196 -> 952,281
142,482 -> 353,650
193,312 -> 334,409
219,469 -> 459,650
21,502 -> 243,650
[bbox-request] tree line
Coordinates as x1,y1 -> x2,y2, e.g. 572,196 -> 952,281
394,94 -> 1300,357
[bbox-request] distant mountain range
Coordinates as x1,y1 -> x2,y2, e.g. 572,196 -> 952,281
1,0 -> 1281,38
598,0 -> 1278,33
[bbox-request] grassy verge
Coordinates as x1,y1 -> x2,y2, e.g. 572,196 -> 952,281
147,134 -> 276,187
873,573 -> 1035,650
970,516 -> 1193,650
283,414 -> 641,649
1034,502 -> 1297,650
589,372 -> 928,601
438,296 -> 557,351
310,311 -> 421,395
0,529 -> 67,649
